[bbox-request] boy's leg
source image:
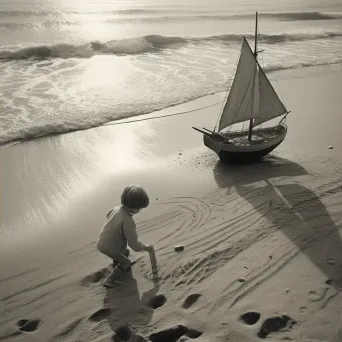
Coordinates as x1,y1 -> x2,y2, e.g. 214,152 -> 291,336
112,248 -> 130,267
103,253 -> 131,287
112,252 -> 131,271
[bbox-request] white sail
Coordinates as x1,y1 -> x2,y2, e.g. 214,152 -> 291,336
252,64 -> 287,127
218,38 -> 258,131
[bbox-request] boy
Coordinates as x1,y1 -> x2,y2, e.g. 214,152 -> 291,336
97,185 -> 152,288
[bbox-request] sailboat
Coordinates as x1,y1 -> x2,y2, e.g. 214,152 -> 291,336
193,12 -> 290,163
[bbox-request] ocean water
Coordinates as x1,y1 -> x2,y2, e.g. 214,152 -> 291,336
0,0 -> 342,145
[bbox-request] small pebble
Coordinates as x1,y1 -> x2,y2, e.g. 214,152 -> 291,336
174,245 -> 184,252
327,259 -> 335,265
269,255 -> 273,259
243,265 -> 248,269
328,145 -> 333,149
286,289 -> 290,293
238,277 -> 246,283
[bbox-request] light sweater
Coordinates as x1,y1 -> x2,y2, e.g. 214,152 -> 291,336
96,206 -> 146,255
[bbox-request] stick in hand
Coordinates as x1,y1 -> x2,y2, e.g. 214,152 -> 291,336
148,245 -> 158,280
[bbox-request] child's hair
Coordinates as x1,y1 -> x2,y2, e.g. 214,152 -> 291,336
121,185 -> 149,210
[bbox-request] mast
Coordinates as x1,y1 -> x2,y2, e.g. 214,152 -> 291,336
247,11 -> 258,141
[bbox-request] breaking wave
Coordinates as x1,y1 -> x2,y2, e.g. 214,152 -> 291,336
0,36 -> 187,59
263,58 -> 342,73
206,31 -> 342,44
1,31 -> 341,60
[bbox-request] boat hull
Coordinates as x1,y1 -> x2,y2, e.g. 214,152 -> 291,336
202,124 -> 287,164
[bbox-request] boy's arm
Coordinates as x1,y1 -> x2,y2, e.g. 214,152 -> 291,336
122,219 -> 147,252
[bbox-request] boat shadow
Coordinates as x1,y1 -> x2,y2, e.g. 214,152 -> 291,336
103,271 -> 159,340
212,155 -> 342,288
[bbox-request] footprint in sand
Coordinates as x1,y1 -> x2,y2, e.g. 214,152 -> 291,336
186,329 -> 203,338
114,325 -> 132,341
239,311 -> 261,325
81,267 -> 110,286
147,294 -> 167,309
181,294 -> 202,309
308,286 -> 328,302
149,325 -> 202,342
16,319 -> 41,332
299,306 -> 307,313
88,308 -> 112,322
257,315 -> 296,339
130,335 -> 147,342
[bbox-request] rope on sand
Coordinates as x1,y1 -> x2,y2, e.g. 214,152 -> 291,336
102,100 -> 224,127
2,100 -> 224,148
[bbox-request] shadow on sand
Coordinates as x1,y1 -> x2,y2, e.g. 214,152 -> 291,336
213,155 -> 342,288
103,270 -> 159,341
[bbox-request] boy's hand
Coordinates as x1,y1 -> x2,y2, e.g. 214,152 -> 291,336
144,245 -> 153,252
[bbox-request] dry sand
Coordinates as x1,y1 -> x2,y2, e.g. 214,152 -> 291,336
1,64 -> 342,342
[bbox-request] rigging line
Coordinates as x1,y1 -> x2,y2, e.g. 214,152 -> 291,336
102,100 -> 224,127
